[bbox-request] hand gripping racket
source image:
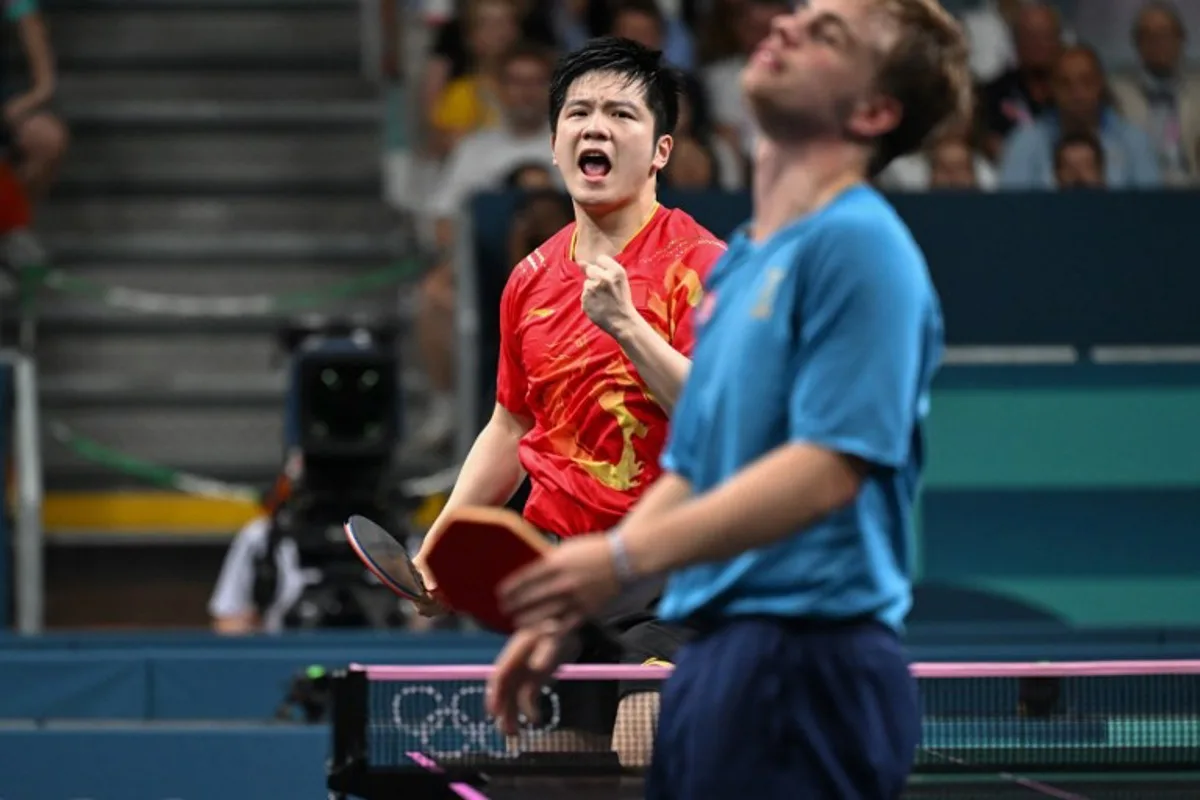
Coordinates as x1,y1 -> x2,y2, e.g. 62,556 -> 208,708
343,514 -> 432,603
343,507 -> 552,632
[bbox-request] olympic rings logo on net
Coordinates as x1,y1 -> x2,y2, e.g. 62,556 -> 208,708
389,684 -> 562,759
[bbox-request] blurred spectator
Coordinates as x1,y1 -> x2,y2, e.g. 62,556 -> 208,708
961,0 -> 1022,83
694,0 -> 745,64
425,0 -> 525,157
929,136 -> 988,189
999,45 -> 1161,189
556,0 -> 697,71
429,43 -> 557,250
209,517 -> 307,635
3,0 -> 69,206
504,161 -> 556,190
701,0 -> 789,158
1110,1 -> 1200,185
662,75 -> 745,190
418,43 -> 557,450
507,187 -> 573,266
978,2 -> 1064,160
877,120 -> 998,192
1054,130 -> 1107,188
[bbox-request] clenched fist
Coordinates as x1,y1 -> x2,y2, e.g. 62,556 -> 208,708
581,255 -> 638,338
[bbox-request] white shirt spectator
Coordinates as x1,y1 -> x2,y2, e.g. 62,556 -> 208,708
961,1 -> 1017,82
703,56 -> 759,156
429,125 -> 558,220
209,516 -> 313,633
876,152 -> 1000,192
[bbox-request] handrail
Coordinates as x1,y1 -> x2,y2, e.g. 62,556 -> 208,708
0,348 -> 44,633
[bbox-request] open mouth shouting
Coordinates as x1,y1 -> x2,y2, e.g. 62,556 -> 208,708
578,149 -> 613,182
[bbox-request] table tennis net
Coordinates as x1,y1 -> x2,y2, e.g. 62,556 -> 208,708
350,661 -> 1200,775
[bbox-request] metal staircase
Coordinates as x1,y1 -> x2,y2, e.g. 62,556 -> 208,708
35,0 -> 403,541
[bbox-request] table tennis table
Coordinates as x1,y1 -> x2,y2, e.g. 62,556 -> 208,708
326,662 -> 1200,799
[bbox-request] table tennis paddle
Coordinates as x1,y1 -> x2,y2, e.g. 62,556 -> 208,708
422,506 -> 555,634
342,507 -> 553,633
343,514 -> 431,602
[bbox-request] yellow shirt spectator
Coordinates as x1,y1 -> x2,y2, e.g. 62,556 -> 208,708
432,76 -> 503,137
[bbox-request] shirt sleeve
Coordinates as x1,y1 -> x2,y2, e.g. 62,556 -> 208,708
428,137 -> 478,219
660,378 -> 699,481
787,217 -> 938,470
494,269 -> 530,417
997,125 -> 1049,189
1125,126 -> 1163,187
668,240 -> 726,355
208,518 -> 269,618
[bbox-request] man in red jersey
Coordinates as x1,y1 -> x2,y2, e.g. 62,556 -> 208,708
412,36 -> 725,762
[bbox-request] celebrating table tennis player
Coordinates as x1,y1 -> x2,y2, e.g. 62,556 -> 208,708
489,1 -> 972,797
412,36 -> 726,762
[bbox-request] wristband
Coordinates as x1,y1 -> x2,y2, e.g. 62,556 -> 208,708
606,529 -> 637,586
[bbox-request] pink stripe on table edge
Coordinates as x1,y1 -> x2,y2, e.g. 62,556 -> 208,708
350,660 -> 1200,681
406,751 -> 490,800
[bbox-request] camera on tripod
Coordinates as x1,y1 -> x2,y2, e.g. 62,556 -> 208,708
265,315 -> 411,630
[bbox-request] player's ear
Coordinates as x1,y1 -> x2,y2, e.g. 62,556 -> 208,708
652,134 -> 673,174
550,132 -> 558,165
847,92 -> 903,142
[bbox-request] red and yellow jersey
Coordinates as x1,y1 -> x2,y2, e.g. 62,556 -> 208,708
496,205 -> 726,537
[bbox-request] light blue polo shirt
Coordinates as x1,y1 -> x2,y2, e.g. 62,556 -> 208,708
998,109 -> 1162,189
658,185 -> 943,632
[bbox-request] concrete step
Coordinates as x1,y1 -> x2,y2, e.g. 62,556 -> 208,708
41,381 -> 286,409
38,329 -> 280,380
59,128 -> 381,192
45,464 -> 278,493
45,230 -> 399,264
41,196 -> 395,236
56,69 -> 375,105
43,406 -> 285,472
63,99 -> 381,129
49,9 -> 361,66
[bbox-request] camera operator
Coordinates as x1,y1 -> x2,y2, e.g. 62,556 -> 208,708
207,317 -> 416,634
208,513 -> 310,635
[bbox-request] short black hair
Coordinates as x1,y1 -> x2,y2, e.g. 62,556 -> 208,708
548,36 -> 682,139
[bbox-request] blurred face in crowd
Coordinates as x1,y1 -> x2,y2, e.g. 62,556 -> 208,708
928,139 -> 976,189
1053,48 -> 1106,129
735,1 -> 790,55
552,71 -> 672,213
500,54 -> 552,131
741,0 -> 904,144
1135,5 -> 1186,78
665,139 -> 715,188
1013,5 -> 1062,74
509,164 -> 555,190
612,9 -> 665,51
467,0 -> 520,64
510,191 -> 574,264
1055,141 -> 1104,189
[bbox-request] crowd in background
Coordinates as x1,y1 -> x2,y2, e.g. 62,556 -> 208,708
396,0 -> 1200,451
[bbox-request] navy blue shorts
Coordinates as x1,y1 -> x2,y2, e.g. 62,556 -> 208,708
646,616 -> 920,800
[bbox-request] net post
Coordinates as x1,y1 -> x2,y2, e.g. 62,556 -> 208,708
329,667 -> 371,780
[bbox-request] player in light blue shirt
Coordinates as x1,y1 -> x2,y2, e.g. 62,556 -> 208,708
489,1 -> 969,797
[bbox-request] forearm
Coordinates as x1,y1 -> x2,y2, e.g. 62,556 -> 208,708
424,414 -> 528,543
612,316 -> 691,413
621,443 -> 863,577
618,471 -> 692,532
17,15 -> 56,102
